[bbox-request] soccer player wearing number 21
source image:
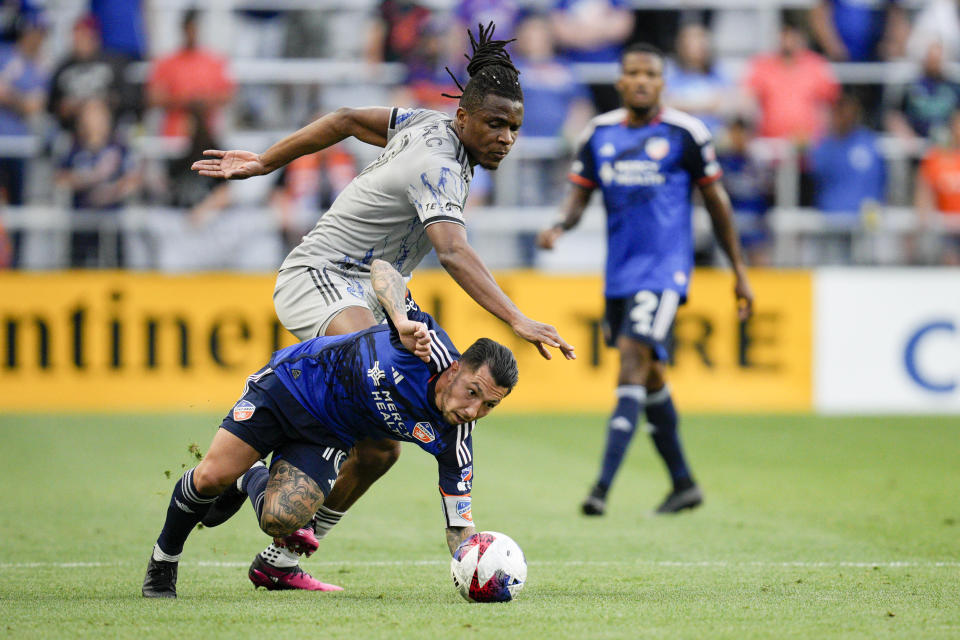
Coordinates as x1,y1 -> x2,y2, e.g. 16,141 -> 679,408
537,43 -> 754,516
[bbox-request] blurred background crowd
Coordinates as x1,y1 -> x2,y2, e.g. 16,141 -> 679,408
2,0 -> 960,271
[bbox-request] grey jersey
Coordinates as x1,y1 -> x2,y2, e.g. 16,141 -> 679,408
280,108 -> 473,277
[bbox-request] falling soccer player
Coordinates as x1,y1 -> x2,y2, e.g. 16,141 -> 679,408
142,260 -> 517,598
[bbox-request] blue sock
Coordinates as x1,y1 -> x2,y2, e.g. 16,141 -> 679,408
645,386 -> 693,488
597,386 -> 646,491
241,463 -> 270,522
155,468 -> 217,558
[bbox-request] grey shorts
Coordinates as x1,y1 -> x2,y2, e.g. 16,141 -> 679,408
273,265 -> 384,340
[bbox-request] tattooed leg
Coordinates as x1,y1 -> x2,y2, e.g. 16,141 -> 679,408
246,460 -> 343,591
259,460 -> 326,538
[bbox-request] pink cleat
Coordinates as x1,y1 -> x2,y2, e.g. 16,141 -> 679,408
274,526 -> 320,557
248,555 -> 342,592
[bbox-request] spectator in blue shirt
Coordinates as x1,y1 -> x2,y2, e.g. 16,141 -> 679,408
512,13 -> 594,260
0,14 -> 50,215
810,0 -> 907,62
56,98 -> 140,267
0,12 -> 47,268
0,12 -> 47,203
808,91 -> 886,214
513,14 -> 593,141
810,0 -> 907,129
455,0 -> 521,43
718,118 -> 773,265
549,0 -> 634,112
90,0 -> 147,61
663,23 -> 733,135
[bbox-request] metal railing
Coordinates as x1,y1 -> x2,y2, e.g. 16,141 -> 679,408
3,203 -> 959,270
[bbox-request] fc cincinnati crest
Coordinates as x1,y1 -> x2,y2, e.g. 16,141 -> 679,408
645,136 -> 670,160
233,400 -> 255,421
412,422 -> 436,443
456,500 -> 473,522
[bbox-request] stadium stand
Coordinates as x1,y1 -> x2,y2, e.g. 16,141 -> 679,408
2,0 -> 960,269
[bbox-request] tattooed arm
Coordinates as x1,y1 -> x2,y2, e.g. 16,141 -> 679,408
370,259 -> 431,362
446,525 -> 477,556
370,259 -> 409,325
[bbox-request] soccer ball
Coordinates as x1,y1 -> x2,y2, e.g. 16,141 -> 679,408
450,531 -> 526,602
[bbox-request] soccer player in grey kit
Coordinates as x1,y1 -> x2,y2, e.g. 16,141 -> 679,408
189,23 -> 574,589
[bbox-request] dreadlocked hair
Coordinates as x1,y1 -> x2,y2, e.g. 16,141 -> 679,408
443,21 -> 522,111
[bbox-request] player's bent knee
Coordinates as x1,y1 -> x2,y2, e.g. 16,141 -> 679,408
191,464 -> 234,496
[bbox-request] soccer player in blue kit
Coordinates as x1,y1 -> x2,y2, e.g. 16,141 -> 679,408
537,43 -> 754,516
142,260 -> 516,597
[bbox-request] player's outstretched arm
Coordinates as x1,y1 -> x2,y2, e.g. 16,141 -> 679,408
536,184 -> 593,250
427,223 -> 576,361
700,180 -> 755,320
190,107 -> 393,180
446,525 -> 477,556
370,259 -> 431,362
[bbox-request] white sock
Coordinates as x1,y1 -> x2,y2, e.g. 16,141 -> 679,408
259,543 -> 300,568
237,460 -> 266,492
312,505 -> 345,540
152,543 -> 180,563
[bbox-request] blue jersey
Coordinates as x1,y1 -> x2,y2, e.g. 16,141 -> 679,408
829,0 -> 896,62
570,107 -> 722,299
268,301 -> 475,523
808,127 -> 886,214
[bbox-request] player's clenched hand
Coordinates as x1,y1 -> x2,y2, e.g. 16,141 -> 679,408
735,273 -> 754,321
511,317 -> 576,361
535,226 -> 563,250
191,149 -> 266,180
397,320 -> 431,362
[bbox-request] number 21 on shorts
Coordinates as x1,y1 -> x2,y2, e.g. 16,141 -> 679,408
629,290 -> 680,341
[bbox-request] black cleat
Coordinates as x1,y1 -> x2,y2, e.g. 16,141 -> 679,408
580,484 -> 607,516
654,485 -> 703,514
142,555 -> 178,598
200,483 -> 247,527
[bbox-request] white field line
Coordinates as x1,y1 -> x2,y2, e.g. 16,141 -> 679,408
1,560 -> 959,570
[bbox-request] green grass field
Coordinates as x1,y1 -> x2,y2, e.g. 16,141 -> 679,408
1,413 -> 958,639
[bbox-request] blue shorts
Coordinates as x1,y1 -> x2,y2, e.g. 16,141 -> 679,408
220,367 -> 349,495
603,290 -> 682,361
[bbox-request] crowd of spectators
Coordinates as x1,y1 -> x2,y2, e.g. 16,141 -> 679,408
2,0 -> 960,270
